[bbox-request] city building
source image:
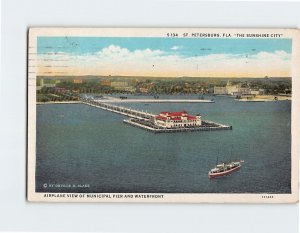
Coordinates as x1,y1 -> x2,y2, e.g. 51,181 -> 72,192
36,78 -> 56,90
54,87 -> 67,94
43,83 -> 56,88
238,87 -> 251,95
111,81 -> 128,87
110,81 -> 135,92
226,82 -> 239,95
214,81 -> 251,96
259,89 -> 266,95
114,86 -> 135,92
213,86 -> 227,95
139,87 -> 149,93
100,80 -> 111,86
250,90 -> 260,95
214,81 -> 238,95
154,111 -> 202,128
73,79 -> 83,84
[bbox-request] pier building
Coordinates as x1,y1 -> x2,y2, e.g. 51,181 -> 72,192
154,111 -> 202,128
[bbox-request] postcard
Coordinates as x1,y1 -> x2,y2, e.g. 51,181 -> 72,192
27,28 -> 299,203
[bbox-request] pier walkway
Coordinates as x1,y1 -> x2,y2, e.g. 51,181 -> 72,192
82,98 -> 155,119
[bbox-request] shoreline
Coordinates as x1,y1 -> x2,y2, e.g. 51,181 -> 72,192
235,98 -> 291,102
235,99 -> 275,102
36,94 -> 291,105
93,98 -> 214,103
36,98 -> 215,105
37,101 -> 82,105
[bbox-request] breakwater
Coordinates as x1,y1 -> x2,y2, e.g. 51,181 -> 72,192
124,118 -> 232,133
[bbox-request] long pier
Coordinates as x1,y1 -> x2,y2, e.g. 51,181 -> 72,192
81,97 -> 232,133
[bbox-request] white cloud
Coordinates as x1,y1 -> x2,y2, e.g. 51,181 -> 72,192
254,50 -> 290,60
37,46 -> 291,77
171,46 -> 181,50
99,44 -> 130,57
96,44 -> 164,59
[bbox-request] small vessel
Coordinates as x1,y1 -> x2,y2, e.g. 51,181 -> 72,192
208,160 -> 244,179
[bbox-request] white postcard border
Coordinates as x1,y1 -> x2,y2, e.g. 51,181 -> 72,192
27,27 -> 299,203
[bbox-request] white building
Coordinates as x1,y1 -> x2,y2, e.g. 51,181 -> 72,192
259,89 -> 266,95
226,83 -> 239,95
214,81 -> 239,95
114,86 -> 135,92
36,78 -> 56,90
250,90 -> 260,95
110,81 -> 134,92
111,81 -> 128,87
214,81 -> 252,96
213,86 -> 227,95
154,111 -> 202,128
239,87 -> 251,95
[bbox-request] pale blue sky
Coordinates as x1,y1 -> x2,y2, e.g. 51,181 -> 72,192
37,37 -> 292,57
37,37 -> 292,77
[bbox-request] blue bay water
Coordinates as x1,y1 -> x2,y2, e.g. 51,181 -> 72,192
36,95 -> 291,193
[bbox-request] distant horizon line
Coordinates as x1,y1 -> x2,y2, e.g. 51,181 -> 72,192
36,75 -> 292,79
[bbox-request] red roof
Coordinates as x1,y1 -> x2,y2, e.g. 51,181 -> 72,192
156,111 -> 200,122
172,117 -> 182,121
155,116 -> 167,120
187,116 -> 197,120
169,111 -> 187,116
160,111 -> 187,116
